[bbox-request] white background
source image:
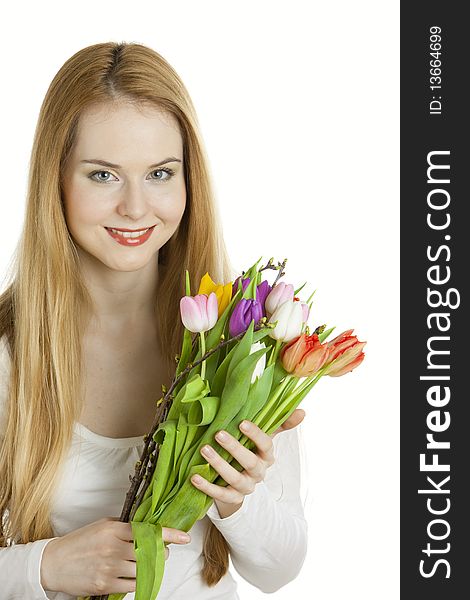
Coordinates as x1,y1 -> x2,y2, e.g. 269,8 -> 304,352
0,1 -> 399,598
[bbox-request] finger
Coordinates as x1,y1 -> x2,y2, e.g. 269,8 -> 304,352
202,431 -> 266,485
117,558 -> 137,579
199,443 -> 257,494
109,577 -> 137,594
118,538 -> 138,562
161,527 -> 191,545
111,521 -> 135,543
272,409 -> 306,436
236,421 -> 275,467
191,474 -> 245,505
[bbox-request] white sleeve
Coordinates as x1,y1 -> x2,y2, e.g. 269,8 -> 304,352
205,424 -> 308,593
0,539 -> 60,599
1,337 -> 60,598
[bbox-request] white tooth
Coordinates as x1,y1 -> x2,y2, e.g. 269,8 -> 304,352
110,228 -> 149,238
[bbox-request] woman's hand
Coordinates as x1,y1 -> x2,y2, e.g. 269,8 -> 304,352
40,516 -> 191,596
191,409 -> 306,518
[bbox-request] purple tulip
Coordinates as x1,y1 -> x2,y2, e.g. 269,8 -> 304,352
232,276 -> 251,298
256,280 -> 272,315
232,276 -> 272,313
229,298 -> 263,337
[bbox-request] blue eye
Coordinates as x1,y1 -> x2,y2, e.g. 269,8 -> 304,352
149,167 -> 175,181
89,170 -> 117,183
88,167 -> 176,183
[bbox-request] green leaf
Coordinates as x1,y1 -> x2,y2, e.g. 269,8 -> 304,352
182,345 -> 270,479
211,343 -> 238,397
293,281 -> 308,296
226,319 -> 255,383
187,395 -> 220,426
241,273 -> 258,301
130,520 -> 165,600
149,420 -> 177,516
242,256 -> 263,281
176,327 -> 194,377
166,373 -> 210,421
271,359 -> 289,390
151,463 -> 211,529
174,412 -> 189,470
265,375 -> 323,434
210,320 -> 270,398
306,288 -> 317,304
211,362 -> 275,464
318,326 -> 335,343
202,347 -> 220,382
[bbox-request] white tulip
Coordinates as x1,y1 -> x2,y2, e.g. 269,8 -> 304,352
268,300 -> 304,342
249,341 -> 267,383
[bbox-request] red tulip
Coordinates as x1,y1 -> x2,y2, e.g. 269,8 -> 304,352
280,332 -> 330,377
323,329 -> 366,377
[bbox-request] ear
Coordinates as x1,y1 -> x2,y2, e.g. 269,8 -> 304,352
271,408 -> 306,438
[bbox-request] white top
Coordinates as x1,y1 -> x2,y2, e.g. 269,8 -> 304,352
0,335 -> 308,599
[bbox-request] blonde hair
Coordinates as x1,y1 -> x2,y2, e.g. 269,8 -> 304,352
0,41 -> 237,586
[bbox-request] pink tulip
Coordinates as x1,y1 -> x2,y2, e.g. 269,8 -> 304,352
265,282 -> 295,317
293,297 -> 310,323
180,292 -> 218,333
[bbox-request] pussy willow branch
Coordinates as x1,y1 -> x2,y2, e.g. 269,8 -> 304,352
259,257 -> 287,286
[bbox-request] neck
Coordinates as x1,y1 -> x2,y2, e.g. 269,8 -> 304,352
78,249 -> 160,333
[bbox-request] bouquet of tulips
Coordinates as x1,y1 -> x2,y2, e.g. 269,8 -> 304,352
84,257 -> 365,600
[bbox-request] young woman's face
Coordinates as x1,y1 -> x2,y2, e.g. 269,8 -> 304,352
61,101 -> 186,272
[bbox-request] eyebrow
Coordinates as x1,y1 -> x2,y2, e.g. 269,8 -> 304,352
80,157 -> 182,169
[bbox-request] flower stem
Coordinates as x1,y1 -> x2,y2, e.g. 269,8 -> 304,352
251,374 -> 294,430
263,371 -> 324,432
200,331 -> 206,380
267,338 -> 283,367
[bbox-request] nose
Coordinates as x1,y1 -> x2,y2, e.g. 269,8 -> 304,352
116,180 -> 150,221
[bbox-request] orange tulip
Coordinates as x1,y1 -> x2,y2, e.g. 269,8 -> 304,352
323,329 -> 366,377
280,332 -> 330,377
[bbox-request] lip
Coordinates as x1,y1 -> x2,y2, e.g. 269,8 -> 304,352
104,225 -> 156,247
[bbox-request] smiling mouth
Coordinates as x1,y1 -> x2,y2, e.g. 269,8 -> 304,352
104,225 -> 157,245
105,225 -> 156,236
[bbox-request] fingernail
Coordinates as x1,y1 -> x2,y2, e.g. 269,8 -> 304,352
192,474 -> 203,484
240,420 -> 250,432
216,430 -> 227,442
179,533 -> 191,543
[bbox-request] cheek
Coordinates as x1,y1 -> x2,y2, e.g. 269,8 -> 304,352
63,187 -> 108,228
154,186 -> 186,223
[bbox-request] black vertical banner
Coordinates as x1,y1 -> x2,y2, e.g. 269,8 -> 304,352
401,4 -> 469,599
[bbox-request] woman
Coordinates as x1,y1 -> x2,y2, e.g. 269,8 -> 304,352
0,42 -> 308,598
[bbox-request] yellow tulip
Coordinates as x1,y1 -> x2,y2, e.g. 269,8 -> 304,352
197,272 -> 233,318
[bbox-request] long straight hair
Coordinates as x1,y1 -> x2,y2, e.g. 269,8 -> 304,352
0,41 -> 237,586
